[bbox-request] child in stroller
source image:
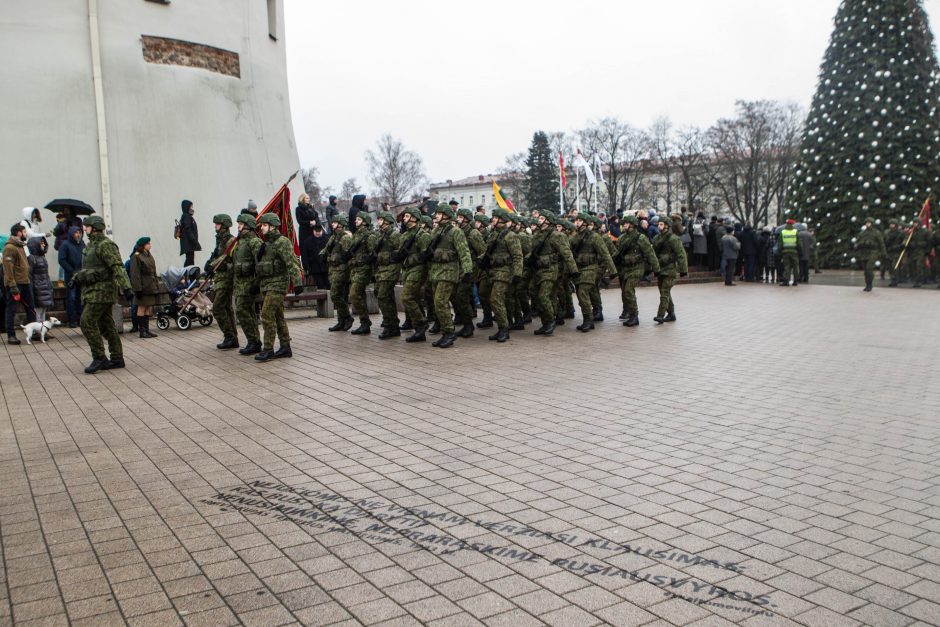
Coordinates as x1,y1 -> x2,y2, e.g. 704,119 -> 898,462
154,266 -> 214,330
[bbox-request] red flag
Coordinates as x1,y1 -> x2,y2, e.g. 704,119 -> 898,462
256,182 -> 304,283
921,196 -> 932,228
559,151 -> 567,188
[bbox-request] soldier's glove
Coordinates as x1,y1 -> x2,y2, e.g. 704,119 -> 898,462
293,286 -> 305,296
679,272 -> 688,278
461,272 -> 473,284
123,288 -> 135,302
249,285 -> 261,295
256,243 -> 267,261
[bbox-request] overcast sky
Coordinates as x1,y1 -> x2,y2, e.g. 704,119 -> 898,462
284,0 -> 940,196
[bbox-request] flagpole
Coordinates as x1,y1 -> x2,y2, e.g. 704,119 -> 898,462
576,168 -> 581,214
592,158 -> 598,215
559,162 -> 565,215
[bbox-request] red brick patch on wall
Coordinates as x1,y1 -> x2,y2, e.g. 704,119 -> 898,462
141,35 -> 240,78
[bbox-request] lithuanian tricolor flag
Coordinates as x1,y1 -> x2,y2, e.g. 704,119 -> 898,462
492,180 -> 515,213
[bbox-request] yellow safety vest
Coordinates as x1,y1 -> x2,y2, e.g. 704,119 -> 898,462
781,229 -> 798,250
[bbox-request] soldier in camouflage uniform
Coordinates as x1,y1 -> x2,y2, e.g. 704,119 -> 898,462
906,219 -> 930,288
455,208 -> 485,337
855,217 -> 887,292
373,211 -> 402,339
884,219 -> 905,286
479,209 -> 523,342
347,213 -> 377,335
571,213 -> 617,332
528,211 -> 578,336
73,215 -> 134,374
207,214 -> 238,349
254,213 -> 302,361
475,214 -> 497,329
322,215 -> 354,331
420,214 -> 438,332
652,219 -> 689,323
555,219 -> 577,325
425,204 -> 473,348
233,213 -> 263,355
397,208 -> 433,343
614,215 -> 660,327
589,216 -> 616,322
510,215 -> 533,329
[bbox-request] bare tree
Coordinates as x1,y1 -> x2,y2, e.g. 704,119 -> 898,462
301,167 -> 322,204
648,117 -> 676,214
340,177 -> 361,200
674,126 -> 712,214
365,134 -> 426,204
704,100 -> 803,226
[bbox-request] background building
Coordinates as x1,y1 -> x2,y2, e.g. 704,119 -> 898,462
0,0 -> 301,268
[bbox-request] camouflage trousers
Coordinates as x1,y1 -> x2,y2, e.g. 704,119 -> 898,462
261,292 -> 289,349
514,274 -> 530,318
234,291 -> 260,343
433,280 -> 457,333
375,280 -> 399,327
575,267 -> 598,320
620,270 -> 643,316
330,278 -> 350,322
452,281 -> 475,325
781,252 -> 800,284
908,254 -> 926,285
657,275 -> 676,317
490,279 -> 511,329
556,274 -> 573,317
213,280 -> 236,337
424,280 -> 437,322
529,277 -> 555,325
590,281 -> 602,314
349,280 -> 370,323
80,301 -> 121,360
478,275 -> 492,318
401,279 -> 426,327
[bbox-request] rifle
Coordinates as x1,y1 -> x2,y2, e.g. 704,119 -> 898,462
418,223 -> 451,263
392,228 -> 421,264
477,228 -> 507,270
525,230 -> 552,270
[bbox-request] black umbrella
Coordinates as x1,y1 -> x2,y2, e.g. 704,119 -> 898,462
44,198 -> 95,215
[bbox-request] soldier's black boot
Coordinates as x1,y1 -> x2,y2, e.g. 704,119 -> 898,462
84,358 -> 108,374
106,356 -> 125,370
577,321 -> 595,332
653,314 -> 666,324
624,313 -> 639,327
509,318 -> 525,331
399,318 -> 413,331
534,321 -> 555,336
619,309 -> 628,320
488,328 -> 507,342
239,341 -> 262,355
555,314 -> 565,326
273,344 -> 292,358
328,318 -> 345,332
342,316 -> 354,331
476,314 -> 493,329
428,320 -> 441,334
457,323 -> 474,338
664,311 -> 677,322
254,348 -> 275,362
437,332 -> 456,348
217,335 -> 239,350
379,326 -> 401,340
350,320 -> 371,335
406,325 -> 427,343
565,308 -> 576,319
593,311 -> 604,322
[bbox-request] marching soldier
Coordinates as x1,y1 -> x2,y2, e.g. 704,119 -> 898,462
398,208 -> 433,342
479,209 -> 523,342
571,213 -> 616,332
254,213 -> 301,361
472,214 -> 492,329
884,219 -> 905,286
476,214 -> 497,330
591,216 -> 616,322
208,214 -> 238,349
528,211 -> 577,336
453,208 -> 483,337
373,211 -> 402,339
511,215 -> 533,329
907,219 -> 929,288
322,215 -> 354,332
348,214 -> 377,335
855,217 -> 886,292
421,214 -> 438,333
73,215 -> 134,374
614,214 -> 660,327
425,203 -> 473,348
555,219 -> 577,325
652,218 -> 689,324
233,213 -> 263,355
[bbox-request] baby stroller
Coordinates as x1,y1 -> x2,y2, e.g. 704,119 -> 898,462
155,266 -> 214,330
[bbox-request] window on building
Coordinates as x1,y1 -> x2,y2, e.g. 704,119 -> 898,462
267,0 -> 278,41
469,195 -> 473,206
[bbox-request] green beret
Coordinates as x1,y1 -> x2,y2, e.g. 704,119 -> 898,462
457,208 -> 474,221
258,213 -> 281,227
377,211 -> 394,224
213,214 -> 233,228
134,236 -> 150,249
83,215 -> 105,230
435,205 -> 456,219
236,213 -> 257,229
331,215 -> 349,227
357,212 -> 373,226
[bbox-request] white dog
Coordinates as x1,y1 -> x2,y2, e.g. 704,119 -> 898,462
21,317 -> 61,344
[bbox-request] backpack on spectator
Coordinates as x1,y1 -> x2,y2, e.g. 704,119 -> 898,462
173,219 -> 181,240
692,221 -> 704,237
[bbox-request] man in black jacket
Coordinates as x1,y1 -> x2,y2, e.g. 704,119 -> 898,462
739,223 -> 760,282
348,195 -> 366,233
179,199 -> 201,266
296,193 -> 321,270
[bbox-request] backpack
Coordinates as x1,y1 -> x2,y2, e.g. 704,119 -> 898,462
174,219 -> 181,240
692,221 -> 704,237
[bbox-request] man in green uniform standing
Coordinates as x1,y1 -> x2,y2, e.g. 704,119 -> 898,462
397,208 -> 432,343
347,214 -> 377,335
652,220 -> 689,324
254,213 -> 301,361
373,211 -> 402,339
73,215 -> 134,374
615,215 -> 660,328
207,214 -> 238,349
528,211 -> 578,336
884,219 -> 905,286
907,219 -> 930,288
322,215 -> 354,331
778,218 -> 803,286
233,213 -> 263,355
480,209 -> 523,342
855,217 -> 887,292
571,213 -> 617,332
456,208 -> 485,337
425,204 -> 472,348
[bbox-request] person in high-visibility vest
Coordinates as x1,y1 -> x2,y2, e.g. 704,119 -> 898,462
778,219 -> 803,286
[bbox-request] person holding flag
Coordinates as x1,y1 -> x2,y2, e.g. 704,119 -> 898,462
253,213 -> 301,361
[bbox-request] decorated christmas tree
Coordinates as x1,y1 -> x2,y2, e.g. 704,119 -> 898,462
788,0 -> 940,266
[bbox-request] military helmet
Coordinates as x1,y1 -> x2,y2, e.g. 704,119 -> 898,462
435,205 -> 456,219
493,208 -> 511,222
213,213 -> 233,228
420,215 -> 433,226
377,211 -> 394,224
473,214 -> 489,226
540,212 -> 557,226
576,212 -> 592,223
258,213 -> 281,227
83,215 -> 106,231
403,208 -> 422,222
236,213 -> 257,229
457,208 -> 474,222
331,215 -> 349,228
623,214 -> 639,226
888,218 -> 898,226
357,212 -> 373,226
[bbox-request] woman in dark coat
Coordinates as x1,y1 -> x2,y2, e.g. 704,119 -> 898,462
129,237 -> 169,338
27,236 -> 55,330
178,199 -> 201,266
300,224 -> 330,289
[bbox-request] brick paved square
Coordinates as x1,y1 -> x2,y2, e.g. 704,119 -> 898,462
2,284 -> 939,625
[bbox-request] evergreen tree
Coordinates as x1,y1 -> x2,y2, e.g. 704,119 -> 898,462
789,0 -> 940,266
523,131 -> 559,213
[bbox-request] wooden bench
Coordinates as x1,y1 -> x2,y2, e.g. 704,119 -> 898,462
284,289 -> 330,317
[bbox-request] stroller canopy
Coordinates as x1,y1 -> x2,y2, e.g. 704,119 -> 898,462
161,265 -> 201,291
